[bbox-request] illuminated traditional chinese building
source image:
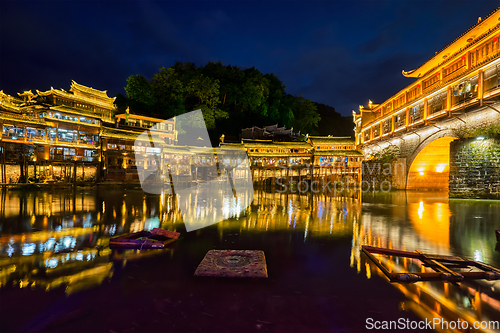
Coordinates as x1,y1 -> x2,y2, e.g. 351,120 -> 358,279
1,81 -> 116,184
353,7 -> 500,191
101,109 -> 178,181
307,136 -> 363,182
354,7 -> 500,146
221,137 -> 362,186
2,81 -> 361,187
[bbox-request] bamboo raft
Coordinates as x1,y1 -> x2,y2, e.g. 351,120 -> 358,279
362,245 -> 500,283
109,228 -> 180,250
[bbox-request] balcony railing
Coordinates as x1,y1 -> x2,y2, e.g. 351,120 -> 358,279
360,55 -> 500,144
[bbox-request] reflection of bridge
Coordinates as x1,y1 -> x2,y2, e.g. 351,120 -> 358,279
351,191 -> 500,330
354,8 -> 500,190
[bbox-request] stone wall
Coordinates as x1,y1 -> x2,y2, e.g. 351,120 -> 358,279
449,137 -> 500,199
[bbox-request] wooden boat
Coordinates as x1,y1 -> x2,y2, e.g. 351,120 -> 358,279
362,245 -> 500,283
109,229 -> 179,250
496,230 -> 500,242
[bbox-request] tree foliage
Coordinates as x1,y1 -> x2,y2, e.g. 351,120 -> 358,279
314,103 -> 354,138
120,61 -> 347,141
150,67 -> 185,118
368,145 -> 400,163
468,122 -> 500,138
124,75 -> 153,114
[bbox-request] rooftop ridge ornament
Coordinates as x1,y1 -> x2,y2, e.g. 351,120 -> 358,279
70,80 -> 113,100
17,90 -> 38,104
402,6 -> 500,79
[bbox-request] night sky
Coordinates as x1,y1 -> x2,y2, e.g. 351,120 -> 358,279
1,0 -> 499,116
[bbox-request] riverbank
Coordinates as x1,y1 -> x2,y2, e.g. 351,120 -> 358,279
0,180 -> 144,190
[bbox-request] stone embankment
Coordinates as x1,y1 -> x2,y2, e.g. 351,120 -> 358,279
449,137 -> 500,199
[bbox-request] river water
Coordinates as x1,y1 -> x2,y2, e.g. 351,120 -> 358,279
0,187 -> 499,332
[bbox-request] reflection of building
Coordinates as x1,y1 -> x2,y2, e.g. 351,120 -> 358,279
0,188 -> 180,293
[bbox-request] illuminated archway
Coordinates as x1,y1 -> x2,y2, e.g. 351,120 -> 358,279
407,136 -> 457,190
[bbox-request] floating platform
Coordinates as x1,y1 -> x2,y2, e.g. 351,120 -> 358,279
109,229 -> 179,250
194,250 -> 268,278
362,245 -> 500,283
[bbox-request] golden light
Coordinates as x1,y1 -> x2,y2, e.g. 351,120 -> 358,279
407,193 -> 451,248
407,136 -> 457,190
121,201 -> 127,217
418,201 -> 424,219
435,164 -> 446,173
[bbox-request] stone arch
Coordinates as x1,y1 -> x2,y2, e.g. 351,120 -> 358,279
406,129 -> 458,190
406,128 -> 457,168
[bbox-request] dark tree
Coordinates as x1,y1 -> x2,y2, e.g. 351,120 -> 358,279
113,93 -> 128,113
123,61 -> 343,141
150,67 -> 185,118
124,74 -> 153,114
315,103 -> 354,138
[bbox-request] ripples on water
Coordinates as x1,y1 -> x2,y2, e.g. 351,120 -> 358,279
0,188 -> 500,330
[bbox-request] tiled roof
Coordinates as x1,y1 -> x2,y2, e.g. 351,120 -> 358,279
314,150 -> 363,157
50,105 -> 102,119
0,113 -> 47,127
402,6 -> 500,79
242,139 -> 312,148
308,136 -> 355,144
101,128 -> 143,141
247,152 -> 312,157
70,80 -> 113,100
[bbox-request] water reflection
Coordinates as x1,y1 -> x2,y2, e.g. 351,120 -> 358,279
1,187 -> 500,330
0,188 -> 362,294
354,191 -> 500,330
